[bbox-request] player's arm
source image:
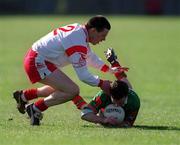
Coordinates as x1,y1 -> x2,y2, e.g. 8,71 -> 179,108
65,46 -> 111,94
104,48 -> 133,89
100,109 -> 139,128
81,106 -> 118,125
81,92 -> 118,126
86,49 -> 121,74
81,94 -> 105,124
121,78 -> 133,90
114,121 -> 132,128
81,107 -> 104,124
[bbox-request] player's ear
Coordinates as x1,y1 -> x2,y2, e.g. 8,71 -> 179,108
89,28 -> 97,33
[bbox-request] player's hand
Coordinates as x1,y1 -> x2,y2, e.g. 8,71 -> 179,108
118,66 -> 129,72
104,48 -> 118,65
98,80 -> 111,95
108,67 -> 120,74
103,116 -> 119,126
113,66 -> 129,80
109,66 -> 129,74
115,121 -> 132,128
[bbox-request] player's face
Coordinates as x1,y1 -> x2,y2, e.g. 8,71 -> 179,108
88,28 -> 109,45
111,96 -> 127,107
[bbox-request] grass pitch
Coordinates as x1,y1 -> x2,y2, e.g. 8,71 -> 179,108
0,15 -> 180,145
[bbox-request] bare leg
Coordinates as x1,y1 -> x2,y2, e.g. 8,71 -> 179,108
39,69 -> 79,107
37,86 -> 55,97
44,91 -> 73,106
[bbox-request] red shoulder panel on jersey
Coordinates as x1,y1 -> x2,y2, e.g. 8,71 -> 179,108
65,45 -> 88,57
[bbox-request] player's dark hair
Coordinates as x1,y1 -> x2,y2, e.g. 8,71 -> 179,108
110,80 -> 129,100
86,15 -> 111,32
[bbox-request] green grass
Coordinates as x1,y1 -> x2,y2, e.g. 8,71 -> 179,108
0,15 -> 180,145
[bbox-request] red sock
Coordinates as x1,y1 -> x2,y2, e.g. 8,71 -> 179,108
72,95 -> 87,110
34,99 -> 48,112
23,88 -> 38,101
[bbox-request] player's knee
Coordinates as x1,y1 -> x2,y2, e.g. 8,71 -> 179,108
69,85 -> 80,97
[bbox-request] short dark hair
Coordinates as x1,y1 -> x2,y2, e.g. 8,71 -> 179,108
86,15 -> 111,32
110,80 -> 129,100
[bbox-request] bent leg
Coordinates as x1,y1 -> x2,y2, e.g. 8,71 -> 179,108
36,85 -> 87,109
39,69 -> 79,106
20,86 -> 55,102
37,85 -> 55,97
44,90 -> 73,107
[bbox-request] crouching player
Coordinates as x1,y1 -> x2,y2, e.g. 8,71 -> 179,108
81,80 -> 140,127
81,48 -> 140,127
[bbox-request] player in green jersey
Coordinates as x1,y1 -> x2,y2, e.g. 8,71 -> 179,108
81,80 -> 140,127
81,48 -> 140,127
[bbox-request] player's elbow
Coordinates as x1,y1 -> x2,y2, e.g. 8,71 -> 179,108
81,113 -> 90,122
78,75 -> 95,86
81,108 -> 94,121
81,114 -> 86,120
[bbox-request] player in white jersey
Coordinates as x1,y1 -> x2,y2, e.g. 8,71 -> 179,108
13,15 -> 120,125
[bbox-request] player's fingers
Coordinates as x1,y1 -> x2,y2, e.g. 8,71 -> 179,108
108,117 -> 118,125
120,67 -> 129,72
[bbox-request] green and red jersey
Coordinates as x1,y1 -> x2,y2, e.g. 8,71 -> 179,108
82,89 -> 140,126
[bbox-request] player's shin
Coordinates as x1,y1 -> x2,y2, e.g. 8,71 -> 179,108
72,95 -> 87,110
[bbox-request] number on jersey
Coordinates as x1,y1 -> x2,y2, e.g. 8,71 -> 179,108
53,25 -> 75,35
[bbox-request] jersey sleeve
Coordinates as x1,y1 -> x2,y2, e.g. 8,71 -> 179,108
86,49 -> 110,73
87,91 -> 110,113
65,45 -> 101,86
81,91 -> 107,117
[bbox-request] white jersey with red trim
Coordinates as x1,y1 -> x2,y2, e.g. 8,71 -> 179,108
32,23 -> 108,86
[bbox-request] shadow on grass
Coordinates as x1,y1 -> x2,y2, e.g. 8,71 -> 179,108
134,125 -> 180,131
82,124 -> 180,131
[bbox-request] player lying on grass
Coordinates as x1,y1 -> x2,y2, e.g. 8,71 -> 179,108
81,48 -> 140,127
81,79 -> 140,127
